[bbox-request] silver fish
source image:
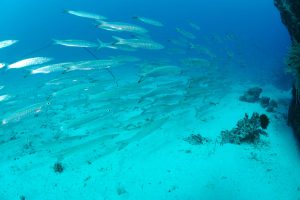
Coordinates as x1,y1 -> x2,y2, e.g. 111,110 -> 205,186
75,59 -> 122,69
0,40 -> 18,49
189,22 -> 200,30
117,117 -> 168,150
142,65 -> 182,77
0,94 -> 10,102
53,39 -> 98,48
181,58 -> 211,68
53,39 -> 116,50
0,63 -> 6,69
176,28 -> 196,40
133,16 -> 163,27
97,21 -> 148,34
31,62 -> 74,74
8,57 -> 53,69
32,58 -> 127,75
112,36 -> 164,50
1,102 -> 50,125
65,10 -> 106,20
139,65 -> 182,83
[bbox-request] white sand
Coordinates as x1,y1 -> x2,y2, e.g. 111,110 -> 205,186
1,83 -> 300,200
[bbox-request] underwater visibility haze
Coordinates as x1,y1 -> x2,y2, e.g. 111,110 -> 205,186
1,0 -> 300,199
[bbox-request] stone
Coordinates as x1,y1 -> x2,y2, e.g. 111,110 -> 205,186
259,96 -> 271,108
239,87 -> 263,103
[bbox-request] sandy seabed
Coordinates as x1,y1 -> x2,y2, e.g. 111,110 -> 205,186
1,83 -> 300,200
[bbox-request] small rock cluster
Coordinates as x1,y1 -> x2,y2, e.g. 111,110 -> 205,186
239,87 -> 262,103
221,113 -> 268,145
183,134 -> 210,145
239,87 -> 278,112
259,97 -> 278,112
53,162 -> 64,173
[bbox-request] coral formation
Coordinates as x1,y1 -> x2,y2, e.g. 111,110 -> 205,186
116,184 -> 127,196
221,113 -> 268,145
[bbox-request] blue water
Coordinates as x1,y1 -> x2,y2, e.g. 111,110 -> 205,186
0,0 -> 292,87
1,0 -> 299,199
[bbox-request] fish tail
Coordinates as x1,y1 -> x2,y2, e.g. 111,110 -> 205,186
96,20 -> 105,24
189,43 -> 195,49
52,39 -> 59,45
97,39 -> 105,50
0,63 -> 7,70
95,20 -> 106,27
112,36 -> 125,45
138,75 -> 145,84
117,141 -> 129,151
63,9 -> 69,14
4,65 -> 10,71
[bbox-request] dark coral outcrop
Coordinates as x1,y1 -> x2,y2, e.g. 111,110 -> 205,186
274,0 -> 300,43
275,0 -> 300,140
221,113 -> 268,145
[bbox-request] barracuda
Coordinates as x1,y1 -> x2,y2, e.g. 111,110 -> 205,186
65,10 -> 106,20
112,36 -> 164,50
1,102 -> 50,125
0,40 -> 18,49
176,28 -> 196,40
97,21 -> 148,34
8,57 -> 53,69
132,16 -> 163,27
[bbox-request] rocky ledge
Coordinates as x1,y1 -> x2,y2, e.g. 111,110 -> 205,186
275,0 -> 300,140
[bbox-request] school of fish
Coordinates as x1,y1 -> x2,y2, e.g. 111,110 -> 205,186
0,9 -> 237,162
